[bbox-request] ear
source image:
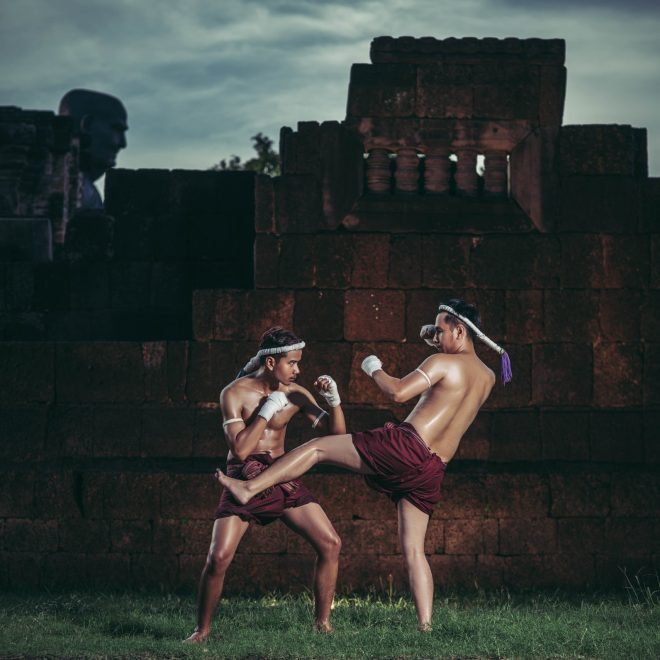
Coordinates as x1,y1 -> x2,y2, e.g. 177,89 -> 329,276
264,356 -> 276,371
455,323 -> 466,339
80,114 -> 95,134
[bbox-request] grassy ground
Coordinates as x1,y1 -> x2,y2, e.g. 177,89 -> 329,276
1,589 -> 659,659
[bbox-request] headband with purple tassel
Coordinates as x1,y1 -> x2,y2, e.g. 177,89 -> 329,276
438,304 -> 512,385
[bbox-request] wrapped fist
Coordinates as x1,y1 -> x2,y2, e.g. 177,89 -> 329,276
314,375 -> 341,407
420,324 -> 438,348
257,391 -> 289,422
361,355 -> 383,378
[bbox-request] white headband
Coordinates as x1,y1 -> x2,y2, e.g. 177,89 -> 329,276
239,341 -> 306,376
438,304 -> 512,384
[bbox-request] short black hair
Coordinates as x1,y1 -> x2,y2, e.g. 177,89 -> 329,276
439,298 -> 481,342
258,327 -> 303,364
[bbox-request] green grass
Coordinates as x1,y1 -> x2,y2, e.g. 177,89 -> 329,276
1,589 -> 659,659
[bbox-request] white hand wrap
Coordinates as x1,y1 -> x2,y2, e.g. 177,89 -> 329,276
257,391 -> 289,422
316,375 -> 341,408
420,324 -> 437,348
361,355 -> 383,378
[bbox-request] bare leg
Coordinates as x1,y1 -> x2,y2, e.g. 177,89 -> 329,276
282,503 -> 341,632
216,434 -> 372,505
183,516 -> 249,643
397,498 -> 433,631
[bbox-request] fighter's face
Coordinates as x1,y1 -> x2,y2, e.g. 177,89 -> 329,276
433,313 -> 459,353
272,350 -> 302,385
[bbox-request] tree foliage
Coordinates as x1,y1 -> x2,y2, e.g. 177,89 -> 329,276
211,132 -> 280,176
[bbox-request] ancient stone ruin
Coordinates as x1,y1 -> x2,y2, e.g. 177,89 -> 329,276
1,37 -> 658,592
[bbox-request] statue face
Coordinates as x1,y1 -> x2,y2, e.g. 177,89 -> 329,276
83,109 -> 128,180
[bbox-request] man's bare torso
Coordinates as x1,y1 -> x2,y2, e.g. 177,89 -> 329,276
406,353 -> 495,463
223,377 -> 309,460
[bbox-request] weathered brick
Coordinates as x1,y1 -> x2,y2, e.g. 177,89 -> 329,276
186,341 -> 239,403
58,519 -> 110,552
550,473 -> 610,517
347,63 -> 417,117
490,410 -> 540,461
416,64 -> 474,118
558,518 -> 605,553
505,290 -> 543,344
3,553 -> 41,589
56,343 -> 144,403
93,407 -> 141,457
542,553 -> 596,588
4,263 -> 34,311
645,343 -> 660,406
273,174 -> 323,233
599,289 -> 642,341
421,236 -> 472,288
434,473 -> 487,519
47,405 -> 94,457
483,473 -> 549,518
644,411 -> 660,464
532,344 -> 592,405
160,473 -> 218,519
69,262 -> 110,310
278,235 -> 317,288
314,235 -> 353,289
652,235 -> 660,288
544,290 -> 599,342
193,408 -> 225,457
0,406 -> 47,460
352,235 -> 390,288
344,290 -> 405,341
85,553 -> 132,587
3,519 -> 57,552
110,262 -> 151,310
558,176 -> 641,232
595,556 -> 657,588
103,473 -> 163,520
130,553 -> 179,589
593,343 -> 643,407
429,555 -> 477,588
539,64 -> 566,125
388,235 -> 422,288
294,290 -> 344,340
590,411 -> 643,463
35,471 -> 80,519
33,263 -> 70,311
254,234 -> 280,288
560,235 -> 604,288
641,291 -> 660,341
255,173 -> 274,234
471,236 -> 560,289
540,411 -> 589,461
445,519 -> 486,554
0,343 -> 53,403
141,408 -> 194,457
41,553 -> 86,589
605,519 -> 658,556
610,473 -> 660,517
602,235 -> 649,288
499,518 -> 557,555
111,520 -> 152,552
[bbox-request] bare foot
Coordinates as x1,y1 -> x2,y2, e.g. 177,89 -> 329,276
315,621 -> 334,633
418,622 -> 433,633
215,469 -> 253,505
183,628 -> 210,643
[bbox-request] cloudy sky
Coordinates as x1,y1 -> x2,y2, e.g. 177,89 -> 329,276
2,0 -> 659,175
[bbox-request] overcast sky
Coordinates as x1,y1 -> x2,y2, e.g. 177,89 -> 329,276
2,0 -> 659,175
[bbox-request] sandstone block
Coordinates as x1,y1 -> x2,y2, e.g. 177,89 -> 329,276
610,473 -> 660,517
557,518 -> 605,554
505,290 -> 543,344
483,473 -> 549,518
590,411 -> 643,463
141,407 -> 194,458
593,343 -> 643,407
294,290 -> 344,340
352,235 -> 390,288
421,235 -> 472,289
540,411 -> 589,461
58,519 -> 110,552
599,290 -> 642,341
550,473 -> 610,517
160,473 -> 217,519
3,519 -> 58,552
103,473 -> 163,520
645,343 -> 660,405
499,518 -> 557,555
388,235 -> 422,288
254,234 -> 280,288
560,235 -> 604,288
544,290 -> 599,343
273,174 -> 323,233
344,290 -> 405,341
532,343 -> 592,405
602,235 -> 649,288
93,407 -> 141,457
347,63 -> 416,117
110,520 -> 152,553
489,410 -> 540,462
47,405 -> 94,457
0,406 -> 46,460
0,342 -> 54,403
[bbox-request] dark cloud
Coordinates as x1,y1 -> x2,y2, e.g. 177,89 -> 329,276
1,0 -> 659,174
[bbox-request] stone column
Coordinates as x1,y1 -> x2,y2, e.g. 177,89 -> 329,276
394,147 -> 420,193
484,150 -> 508,196
455,149 -> 479,196
365,148 -> 392,193
423,149 -> 451,194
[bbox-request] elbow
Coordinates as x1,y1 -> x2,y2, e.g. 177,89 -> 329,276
389,390 -> 406,404
233,446 -> 251,462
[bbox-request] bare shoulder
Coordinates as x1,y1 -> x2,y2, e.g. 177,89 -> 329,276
220,377 -> 250,401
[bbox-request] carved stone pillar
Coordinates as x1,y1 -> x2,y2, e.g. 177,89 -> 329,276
423,149 -> 451,194
394,147 -> 419,193
365,148 -> 391,193
455,149 -> 479,196
484,150 -> 508,196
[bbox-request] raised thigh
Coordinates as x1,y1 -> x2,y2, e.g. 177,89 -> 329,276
282,502 -> 339,552
312,433 -> 374,474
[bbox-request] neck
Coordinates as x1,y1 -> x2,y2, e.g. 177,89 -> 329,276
254,369 -> 279,392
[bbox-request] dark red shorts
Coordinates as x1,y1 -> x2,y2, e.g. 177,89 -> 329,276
352,422 -> 446,516
215,453 -> 317,526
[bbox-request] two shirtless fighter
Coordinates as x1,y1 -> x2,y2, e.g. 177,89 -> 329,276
191,298 -> 511,638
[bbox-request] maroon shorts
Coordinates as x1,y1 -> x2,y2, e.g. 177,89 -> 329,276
352,422 -> 446,516
215,453 -> 317,526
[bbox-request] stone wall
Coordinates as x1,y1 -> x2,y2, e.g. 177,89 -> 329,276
1,37 -> 658,593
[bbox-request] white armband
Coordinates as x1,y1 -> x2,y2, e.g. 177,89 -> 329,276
415,368 -> 432,390
223,417 -> 244,427
312,410 -> 329,428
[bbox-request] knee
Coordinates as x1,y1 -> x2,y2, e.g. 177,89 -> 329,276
318,532 -> 342,560
401,543 -> 425,564
206,546 -> 234,574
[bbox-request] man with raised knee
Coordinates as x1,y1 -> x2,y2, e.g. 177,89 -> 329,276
218,299 -> 511,631
184,327 -> 345,642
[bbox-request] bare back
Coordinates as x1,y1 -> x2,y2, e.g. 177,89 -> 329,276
406,352 -> 495,463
